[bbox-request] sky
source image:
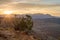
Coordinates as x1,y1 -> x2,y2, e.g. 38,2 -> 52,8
0,0 -> 60,17
0,0 -> 60,5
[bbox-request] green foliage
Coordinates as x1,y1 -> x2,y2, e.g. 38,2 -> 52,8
25,15 -> 33,31
14,15 -> 33,32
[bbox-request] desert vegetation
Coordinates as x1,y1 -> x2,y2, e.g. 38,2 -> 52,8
0,14 -> 60,40
0,15 -> 40,40
14,15 -> 33,33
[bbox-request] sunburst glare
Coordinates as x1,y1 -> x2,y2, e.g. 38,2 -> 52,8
3,10 -> 13,14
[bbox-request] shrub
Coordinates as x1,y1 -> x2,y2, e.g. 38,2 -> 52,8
14,15 -> 33,33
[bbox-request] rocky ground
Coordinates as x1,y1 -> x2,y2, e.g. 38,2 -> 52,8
0,17 -> 40,40
0,26 -> 39,40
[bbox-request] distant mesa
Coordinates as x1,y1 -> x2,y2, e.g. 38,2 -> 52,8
0,13 -> 56,19
29,13 -> 54,19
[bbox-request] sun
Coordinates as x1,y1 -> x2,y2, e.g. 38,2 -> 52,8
4,10 -> 13,14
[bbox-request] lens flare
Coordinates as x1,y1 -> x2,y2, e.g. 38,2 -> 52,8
4,10 -> 13,14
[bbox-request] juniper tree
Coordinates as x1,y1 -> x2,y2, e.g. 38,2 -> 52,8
13,15 -> 33,33
25,15 -> 33,31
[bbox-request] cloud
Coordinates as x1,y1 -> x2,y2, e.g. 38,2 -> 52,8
0,0 -> 12,4
0,0 -> 60,5
12,0 -> 60,5
12,0 -> 41,4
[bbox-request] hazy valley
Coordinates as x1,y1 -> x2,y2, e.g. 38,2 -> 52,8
0,14 -> 60,40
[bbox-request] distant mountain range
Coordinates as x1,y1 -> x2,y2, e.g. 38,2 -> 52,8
0,13 -> 59,19
29,14 -> 54,19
